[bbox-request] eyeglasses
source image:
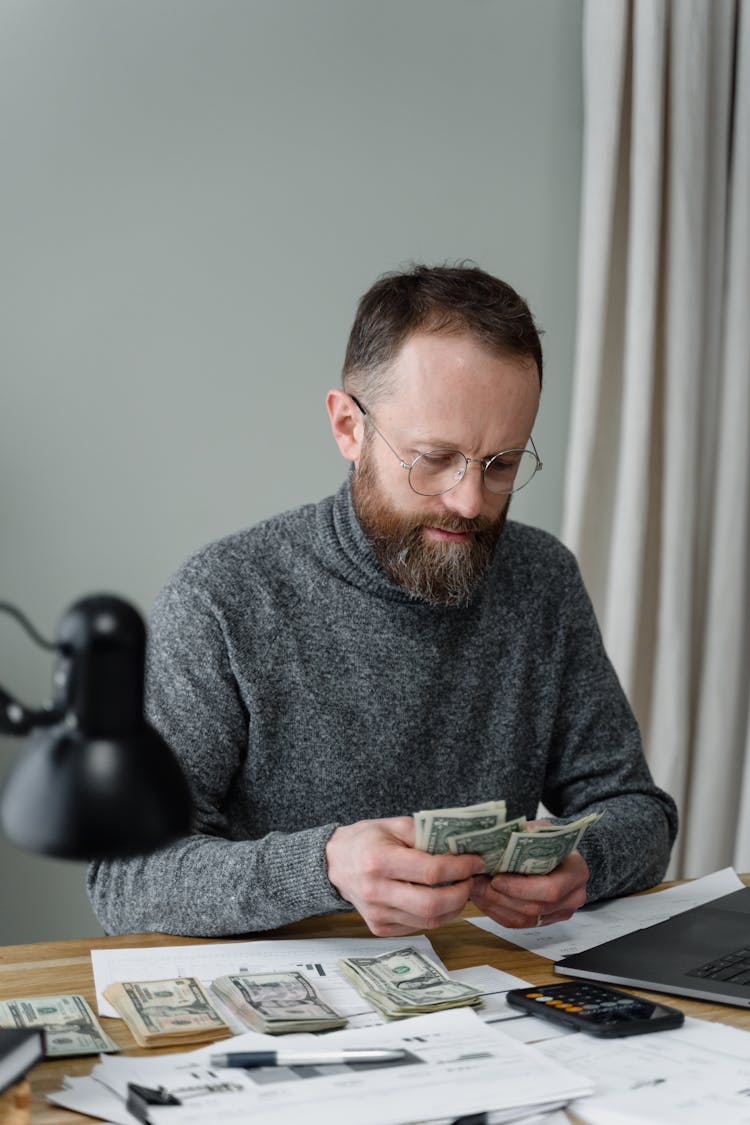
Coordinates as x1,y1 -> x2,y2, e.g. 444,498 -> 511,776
350,395 -> 542,497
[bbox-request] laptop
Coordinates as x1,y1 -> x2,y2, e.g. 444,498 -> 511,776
554,886 -> 750,1008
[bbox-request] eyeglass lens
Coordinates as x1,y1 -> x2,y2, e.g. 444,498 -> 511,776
409,449 -> 538,496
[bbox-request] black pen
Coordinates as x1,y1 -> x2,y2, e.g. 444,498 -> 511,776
210,1048 -> 407,1068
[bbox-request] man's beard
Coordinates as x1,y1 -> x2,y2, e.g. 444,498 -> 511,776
351,445 -> 508,607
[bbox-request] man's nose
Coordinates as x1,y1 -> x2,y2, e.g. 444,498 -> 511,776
439,462 -> 486,519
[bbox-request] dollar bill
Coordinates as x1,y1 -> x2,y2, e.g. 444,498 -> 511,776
338,947 -> 482,1020
414,801 -> 507,853
211,972 -> 346,1034
415,799 -> 602,876
497,813 -> 602,875
102,977 -> 231,1048
446,816 -> 528,871
0,994 -> 118,1057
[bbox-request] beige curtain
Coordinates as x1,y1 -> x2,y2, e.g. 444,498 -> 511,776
563,0 -> 750,877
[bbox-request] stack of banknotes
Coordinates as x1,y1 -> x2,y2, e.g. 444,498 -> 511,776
414,799 -> 601,875
0,994 -> 118,1057
211,972 -> 347,1034
338,947 -> 482,1020
102,977 -> 231,1048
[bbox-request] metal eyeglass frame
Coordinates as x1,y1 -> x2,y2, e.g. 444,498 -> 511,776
349,395 -> 543,497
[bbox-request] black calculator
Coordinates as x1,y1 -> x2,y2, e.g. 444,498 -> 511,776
506,980 -> 685,1037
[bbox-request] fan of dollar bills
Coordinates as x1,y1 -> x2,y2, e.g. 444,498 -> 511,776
414,800 -> 601,875
211,972 -> 347,1034
338,947 -> 482,1021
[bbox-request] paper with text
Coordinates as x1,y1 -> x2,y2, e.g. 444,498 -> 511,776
467,867 -> 744,960
92,1007 -> 593,1125
539,1016 -> 750,1125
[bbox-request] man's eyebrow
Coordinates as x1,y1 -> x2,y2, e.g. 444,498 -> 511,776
408,434 -> 457,450
408,434 -> 529,454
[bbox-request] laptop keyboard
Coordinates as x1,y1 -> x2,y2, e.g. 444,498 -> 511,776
687,947 -> 750,986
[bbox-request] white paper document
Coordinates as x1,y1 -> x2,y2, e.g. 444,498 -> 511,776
538,1015 -> 750,1125
576,1077 -> 750,1125
467,867 -> 744,960
48,1073 -> 139,1125
78,1008 -> 593,1125
450,964 -> 531,1021
91,934 -> 439,1025
450,966 -> 572,1043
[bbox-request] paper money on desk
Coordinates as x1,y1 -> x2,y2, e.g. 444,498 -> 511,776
91,934 -> 440,1029
211,971 -> 347,1033
103,977 -> 231,1048
0,994 -> 118,1056
338,946 -> 482,1020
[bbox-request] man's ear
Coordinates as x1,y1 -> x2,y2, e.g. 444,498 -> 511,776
326,389 -> 364,463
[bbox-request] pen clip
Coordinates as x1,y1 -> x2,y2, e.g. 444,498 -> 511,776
126,1083 -> 182,1124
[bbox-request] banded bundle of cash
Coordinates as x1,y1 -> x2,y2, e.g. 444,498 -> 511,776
414,800 -> 601,876
0,994 -> 118,1057
338,946 -> 482,1021
211,971 -> 347,1034
102,977 -> 231,1048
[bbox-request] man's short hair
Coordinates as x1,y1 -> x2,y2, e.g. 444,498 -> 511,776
342,262 -> 543,404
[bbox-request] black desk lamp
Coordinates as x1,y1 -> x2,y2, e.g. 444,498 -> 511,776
0,595 -> 192,859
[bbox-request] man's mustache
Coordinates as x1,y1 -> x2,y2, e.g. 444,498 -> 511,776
412,514 -> 498,535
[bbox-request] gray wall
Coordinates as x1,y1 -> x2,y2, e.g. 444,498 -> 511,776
0,0 -> 583,945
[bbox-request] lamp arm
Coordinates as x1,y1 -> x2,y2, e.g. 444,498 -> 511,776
0,601 -> 65,735
0,601 -> 56,650
0,683 -> 64,736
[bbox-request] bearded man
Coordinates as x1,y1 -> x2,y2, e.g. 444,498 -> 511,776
88,264 -> 677,937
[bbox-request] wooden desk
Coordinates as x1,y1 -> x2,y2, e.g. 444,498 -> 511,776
4,902 -> 750,1124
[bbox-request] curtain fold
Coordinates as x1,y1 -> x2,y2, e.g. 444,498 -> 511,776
564,0 -> 750,878
691,2 -> 750,873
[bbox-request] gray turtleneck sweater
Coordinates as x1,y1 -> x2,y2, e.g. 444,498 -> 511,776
87,479 -> 678,936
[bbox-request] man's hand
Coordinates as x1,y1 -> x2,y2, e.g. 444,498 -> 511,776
469,850 -> 589,928
326,817 -> 486,936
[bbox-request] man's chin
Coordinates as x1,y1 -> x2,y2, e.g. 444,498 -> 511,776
402,536 -> 496,606
374,520 -> 505,607
351,456 -> 508,604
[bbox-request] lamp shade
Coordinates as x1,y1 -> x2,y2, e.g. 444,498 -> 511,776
0,595 -> 192,859
0,723 -> 192,859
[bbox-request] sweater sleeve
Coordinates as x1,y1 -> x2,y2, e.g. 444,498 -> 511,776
86,578 -> 349,936
541,555 -> 678,903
